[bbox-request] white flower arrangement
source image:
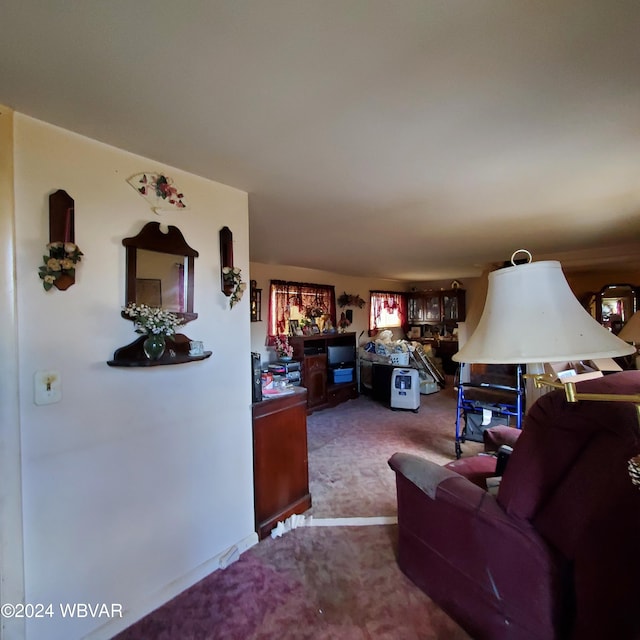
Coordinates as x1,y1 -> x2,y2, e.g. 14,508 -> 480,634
38,241 -> 83,291
222,266 -> 247,308
123,303 -> 184,337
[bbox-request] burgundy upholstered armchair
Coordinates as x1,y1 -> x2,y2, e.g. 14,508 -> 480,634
388,371 -> 640,640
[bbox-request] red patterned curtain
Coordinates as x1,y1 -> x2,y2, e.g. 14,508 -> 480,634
268,280 -> 336,337
369,290 -> 407,333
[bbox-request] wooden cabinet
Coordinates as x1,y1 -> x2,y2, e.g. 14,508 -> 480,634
252,387 -> 311,539
289,332 -> 358,413
408,288 -> 465,325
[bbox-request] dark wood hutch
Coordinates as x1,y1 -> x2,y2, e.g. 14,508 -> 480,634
407,288 -> 466,329
407,288 -> 466,375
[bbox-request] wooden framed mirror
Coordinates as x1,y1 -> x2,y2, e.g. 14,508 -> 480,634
595,283 -> 638,334
123,222 -> 199,323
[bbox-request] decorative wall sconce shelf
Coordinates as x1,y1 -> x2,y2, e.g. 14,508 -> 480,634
40,189 -> 83,292
250,280 -> 262,322
107,334 -> 212,367
220,226 -> 234,296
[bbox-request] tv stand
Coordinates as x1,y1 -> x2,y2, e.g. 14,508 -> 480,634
289,332 -> 358,413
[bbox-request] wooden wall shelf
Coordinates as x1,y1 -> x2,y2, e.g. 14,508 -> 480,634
107,333 -> 211,367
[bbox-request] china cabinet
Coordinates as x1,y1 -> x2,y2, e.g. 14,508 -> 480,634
408,288 -> 466,325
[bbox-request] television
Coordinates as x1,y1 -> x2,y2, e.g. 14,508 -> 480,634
327,344 -> 356,368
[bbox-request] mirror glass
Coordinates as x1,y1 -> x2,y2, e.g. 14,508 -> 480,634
136,250 -> 189,312
124,222 -> 198,324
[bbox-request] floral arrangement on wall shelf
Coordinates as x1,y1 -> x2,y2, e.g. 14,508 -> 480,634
38,241 -> 83,291
222,266 -> 247,308
337,292 -> 365,308
122,303 -> 184,338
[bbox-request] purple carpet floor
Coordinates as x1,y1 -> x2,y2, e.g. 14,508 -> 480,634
115,384 -> 475,639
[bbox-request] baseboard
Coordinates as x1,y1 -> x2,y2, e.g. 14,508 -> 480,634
87,531 -> 259,639
311,516 -> 397,527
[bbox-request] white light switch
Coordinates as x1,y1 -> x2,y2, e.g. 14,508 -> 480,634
34,370 -> 62,405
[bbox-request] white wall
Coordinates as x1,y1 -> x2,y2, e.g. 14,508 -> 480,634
1,107 -> 26,640
248,262 -> 408,364
11,114 -> 255,640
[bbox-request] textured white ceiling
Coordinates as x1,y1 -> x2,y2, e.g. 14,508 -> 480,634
2,0 -> 640,280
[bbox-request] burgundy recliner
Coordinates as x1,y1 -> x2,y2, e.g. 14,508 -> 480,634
388,370 -> 640,640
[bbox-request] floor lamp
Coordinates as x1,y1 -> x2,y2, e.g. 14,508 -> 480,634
452,250 -> 639,486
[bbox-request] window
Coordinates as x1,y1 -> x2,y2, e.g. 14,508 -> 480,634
268,280 -> 336,336
369,290 -> 407,331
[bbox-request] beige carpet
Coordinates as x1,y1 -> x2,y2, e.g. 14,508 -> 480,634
306,383 -> 482,519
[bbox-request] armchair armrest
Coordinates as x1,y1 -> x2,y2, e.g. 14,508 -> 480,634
388,452 -> 551,544
388,451 -> 464,499
483,425 -> 522,451
389,452 -> 505,517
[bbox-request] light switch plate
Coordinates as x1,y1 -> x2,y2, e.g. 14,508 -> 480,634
34,370 -> 62,405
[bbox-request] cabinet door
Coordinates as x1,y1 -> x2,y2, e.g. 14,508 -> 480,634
408,295 -> 424,322
304,354 -> 327,408
424,294 -> 441,321
442,290 -> 465,321
409,293 -> 440,322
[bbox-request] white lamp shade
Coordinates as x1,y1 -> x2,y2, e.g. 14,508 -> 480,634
617,310 -> 640,343
453,260 -> 635,364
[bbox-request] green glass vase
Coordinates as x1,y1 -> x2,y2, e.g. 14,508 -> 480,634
143,333 -> 166,360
